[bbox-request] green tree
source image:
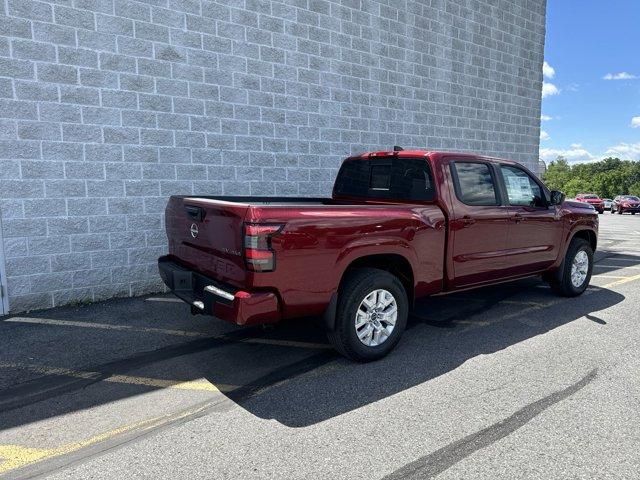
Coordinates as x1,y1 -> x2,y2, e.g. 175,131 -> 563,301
542,155 -> 639,198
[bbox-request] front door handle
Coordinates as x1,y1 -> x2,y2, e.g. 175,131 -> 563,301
513,213 -> 524,223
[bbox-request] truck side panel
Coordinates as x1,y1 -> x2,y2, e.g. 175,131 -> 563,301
245,204 -> 446,319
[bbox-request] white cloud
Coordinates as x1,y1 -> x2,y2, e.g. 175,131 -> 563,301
543,61 -> 555,79
541,114 -> 553,121
540,144 -> 595,163
631,116 -> 640,128
605,142 -> 640,160
542,82 -> 560,98
603,72 -> 637,80
540,130 -> 550,140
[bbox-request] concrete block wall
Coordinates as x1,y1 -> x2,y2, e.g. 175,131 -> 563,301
0,0 -> 546,313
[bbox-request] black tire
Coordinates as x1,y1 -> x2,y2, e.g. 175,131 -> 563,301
632,212 -> 636,215
327,268 -> 408,362
618,208 -> 623,215
549,238 -> 593,297
610,207 -> 615,214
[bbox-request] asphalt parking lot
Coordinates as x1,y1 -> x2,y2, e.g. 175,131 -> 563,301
1,213 -> 639,479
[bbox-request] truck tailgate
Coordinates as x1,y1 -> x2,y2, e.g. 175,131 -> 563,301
165,196 -> 249,286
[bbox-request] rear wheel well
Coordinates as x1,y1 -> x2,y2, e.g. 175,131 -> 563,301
340,254 -> 414,305
572,229 -> 597,252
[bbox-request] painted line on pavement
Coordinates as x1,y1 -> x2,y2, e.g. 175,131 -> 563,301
0,401 -> 215,475
600,273 -> 640,289
144,297 -> 184,303
3,317 -> 330,350
601,257 -> 640,263
594,264 -> 640,269
591,274 -> 632,279
0,361 -> 236,393
1,350 -> 337,477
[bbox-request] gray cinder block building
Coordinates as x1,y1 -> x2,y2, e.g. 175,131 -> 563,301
0,0 -> 547,314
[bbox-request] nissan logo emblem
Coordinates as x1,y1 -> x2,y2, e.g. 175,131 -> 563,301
190,223 -> 199,238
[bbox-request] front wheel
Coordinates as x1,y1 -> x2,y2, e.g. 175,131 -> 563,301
549,238 -> 593,297
618,208 -> 623,214
327,268 -> 408,362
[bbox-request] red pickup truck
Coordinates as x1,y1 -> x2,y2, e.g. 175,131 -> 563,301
158,150 -> 598,361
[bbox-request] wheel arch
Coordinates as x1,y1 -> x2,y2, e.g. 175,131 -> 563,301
571,228 -> 597,252
323,253 -> 415,331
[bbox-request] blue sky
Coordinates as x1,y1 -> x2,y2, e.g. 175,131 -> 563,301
540,0 -> 640,163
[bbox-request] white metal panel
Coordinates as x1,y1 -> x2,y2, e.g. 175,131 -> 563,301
0,216 -> 8,315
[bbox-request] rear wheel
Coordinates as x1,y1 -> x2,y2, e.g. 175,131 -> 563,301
549,237 -> 593,297
327,268 -> 408,362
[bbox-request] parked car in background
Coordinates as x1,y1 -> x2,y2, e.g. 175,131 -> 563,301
611,195 -> 640,215
603,198 -> 612,210
159,149 -> 598,361
575,193 -> 605,214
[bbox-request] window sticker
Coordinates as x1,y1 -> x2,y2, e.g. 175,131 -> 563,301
506,174 -> 533,202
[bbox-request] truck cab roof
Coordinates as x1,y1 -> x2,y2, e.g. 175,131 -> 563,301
352,150 -> 521,167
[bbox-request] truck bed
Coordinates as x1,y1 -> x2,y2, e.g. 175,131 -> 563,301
180,196 -> 339,207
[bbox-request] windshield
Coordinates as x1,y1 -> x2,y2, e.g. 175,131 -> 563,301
622,196 -> 639,201
582,195 -> 599,199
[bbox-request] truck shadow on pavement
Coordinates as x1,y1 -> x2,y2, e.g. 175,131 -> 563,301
0,267 -> 629,433
243,281 -> 625,427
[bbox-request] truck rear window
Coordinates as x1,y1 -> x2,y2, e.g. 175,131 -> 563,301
334,157 -> 435,201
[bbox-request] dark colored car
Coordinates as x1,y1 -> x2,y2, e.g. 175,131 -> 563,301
575,194 -> 605,214
611,195 -> 640,215
159,150 -> 598,361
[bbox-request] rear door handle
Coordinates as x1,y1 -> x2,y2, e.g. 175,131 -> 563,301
461,216 -> 476,227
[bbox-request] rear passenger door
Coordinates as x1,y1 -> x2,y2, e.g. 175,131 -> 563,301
498,164 -> 562,274
447,159 -> 511,287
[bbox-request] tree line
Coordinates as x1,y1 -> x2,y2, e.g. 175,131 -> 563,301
542,157 -> 640,199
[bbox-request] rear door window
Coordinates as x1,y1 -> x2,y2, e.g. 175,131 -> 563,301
450,162 -> 498,206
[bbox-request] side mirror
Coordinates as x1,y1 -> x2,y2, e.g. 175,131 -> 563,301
550,190 -> 565,206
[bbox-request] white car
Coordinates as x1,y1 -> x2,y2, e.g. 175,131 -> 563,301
603,198 -> 612,210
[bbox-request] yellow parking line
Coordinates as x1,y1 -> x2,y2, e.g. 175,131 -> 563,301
0,445 -> 55,474
0,401 -> 212,474
499,300 -> 548,307
4,317 -> 203,337
602,257 -> 640,262
591,274 -> 630,279
238,338 -> 329,349
145,297 -> 184,303
4,317 -> 330,350
600,273 -> 640,289
594,264 -> 640,269
439,297 -> 547,307
0,361 -> 236,393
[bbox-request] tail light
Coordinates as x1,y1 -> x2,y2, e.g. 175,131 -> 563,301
243,223 -> 283,272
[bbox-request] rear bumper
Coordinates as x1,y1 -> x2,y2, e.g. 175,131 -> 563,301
158,256 -> 280,325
